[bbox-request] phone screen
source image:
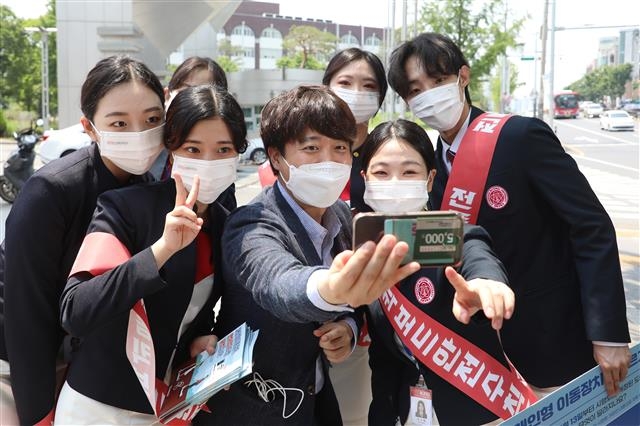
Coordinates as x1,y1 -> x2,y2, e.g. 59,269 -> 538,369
352,211 -> 464,267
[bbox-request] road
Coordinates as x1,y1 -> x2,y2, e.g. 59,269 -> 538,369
554,116 -> 639,342
1,118 -> 639,341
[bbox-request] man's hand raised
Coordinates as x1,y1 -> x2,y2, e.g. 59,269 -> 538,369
444,266 -> 514,330
317,235 -> 421,307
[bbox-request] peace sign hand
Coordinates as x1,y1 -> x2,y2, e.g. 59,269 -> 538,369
151,174 -> 203,268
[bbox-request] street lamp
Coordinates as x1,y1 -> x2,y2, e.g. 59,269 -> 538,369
24,26 -> 57,130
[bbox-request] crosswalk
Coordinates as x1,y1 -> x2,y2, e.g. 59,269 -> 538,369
578,165 -> 640,222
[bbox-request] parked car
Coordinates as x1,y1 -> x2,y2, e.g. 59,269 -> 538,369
599,110 -> 635,132
582,102 -> 603,118
240,137 -> 267,164
38,123 -> 92,164
621,100 -> 640,117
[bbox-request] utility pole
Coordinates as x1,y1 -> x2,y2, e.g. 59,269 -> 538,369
25,26 -> 57,130
548,0 -> 556,130
414,0 -> 418,38
538,1 -> 548,121
500,1 -> 509,113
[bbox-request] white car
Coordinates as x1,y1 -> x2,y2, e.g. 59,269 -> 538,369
582,102 -> 603,118
39,123 -> 92,164
240,137 -> 267,164
599,110 -> 635,132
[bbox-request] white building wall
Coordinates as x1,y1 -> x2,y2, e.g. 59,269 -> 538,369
56,0 -> 239,127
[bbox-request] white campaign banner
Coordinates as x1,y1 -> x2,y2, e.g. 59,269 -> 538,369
500,342 -> 640,426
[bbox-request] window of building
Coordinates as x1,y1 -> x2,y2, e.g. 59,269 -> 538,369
260,47 -> 282,59
340,33 -> 359,45
232,24 -> 255,37
365,34 -> 381,46
261,26 -> 282,39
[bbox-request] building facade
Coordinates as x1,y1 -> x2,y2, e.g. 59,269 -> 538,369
595,28 -> 640,100
172,1 -> 386,135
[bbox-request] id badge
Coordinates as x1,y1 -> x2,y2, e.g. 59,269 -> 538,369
406,385 -> 432,426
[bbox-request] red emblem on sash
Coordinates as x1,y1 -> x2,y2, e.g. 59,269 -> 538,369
440,113 -> 512,224
486,186 -> 509,209
415,277 -> 435,304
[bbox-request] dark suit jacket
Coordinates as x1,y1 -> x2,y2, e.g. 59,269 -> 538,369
367,225 -> 508,425
430,107 -> 630,387
198,183 -> 353,426
0,144 -> 150,424
59,179 -> 227,413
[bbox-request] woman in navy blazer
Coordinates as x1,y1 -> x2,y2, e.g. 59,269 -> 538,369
55,85 -> 247,423
360,120 -> 515,425
0,56 -> 165,425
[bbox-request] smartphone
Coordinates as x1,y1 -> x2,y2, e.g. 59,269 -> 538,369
352,211 -> 464,267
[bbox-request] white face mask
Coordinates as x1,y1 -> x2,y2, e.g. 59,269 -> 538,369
331,86 -> 380,124
281,158 -> 351,208
408,75 -> 464,132
171,155 -> 237,205
364,180 -> 430,214
93,123 -> 165,175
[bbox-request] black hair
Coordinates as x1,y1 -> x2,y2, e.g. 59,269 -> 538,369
164,85 -> 247,154
80,55 -> 164,121
388,32 -> 471,104
260,85 -> 356,175
168,56 -> 227,91
322,47 -> 388,107
360,119 -> 435,173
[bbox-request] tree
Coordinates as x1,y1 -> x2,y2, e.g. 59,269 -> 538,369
276,52 -> 324,70
568,64 -> 633,104
23,0 -> 58,117
0,1 -> 57,117
280,25 -> 337,69
216,39 -> 243,72
0,5 -> 37,110
415,0 -> 525,107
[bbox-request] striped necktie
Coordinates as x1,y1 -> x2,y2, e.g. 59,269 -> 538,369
446,148 -> 456,165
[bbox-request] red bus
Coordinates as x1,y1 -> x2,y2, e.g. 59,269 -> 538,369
553,91 -> 580,118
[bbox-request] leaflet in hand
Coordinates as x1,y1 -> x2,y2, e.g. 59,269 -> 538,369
158,322 -> 259,422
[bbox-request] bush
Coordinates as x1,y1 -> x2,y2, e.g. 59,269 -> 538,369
0,110 -> 7,137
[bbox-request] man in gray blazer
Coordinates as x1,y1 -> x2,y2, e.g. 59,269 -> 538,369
197,86 -> 421,426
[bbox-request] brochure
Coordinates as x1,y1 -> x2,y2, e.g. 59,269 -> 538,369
158,322 -> 259,422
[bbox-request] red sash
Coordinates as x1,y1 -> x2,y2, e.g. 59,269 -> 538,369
439,113 -> 512,224
379,286 -> 537,420
71,232 -> 205,425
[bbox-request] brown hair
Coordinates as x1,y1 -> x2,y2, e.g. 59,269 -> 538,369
260,85 -> 356,175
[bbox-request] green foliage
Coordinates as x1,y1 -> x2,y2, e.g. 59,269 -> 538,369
0,5 -> 37,110
218,39 -> 243,57
216,56 -> 241,73
0,109 -> 7,136
0,0 -> 57,117
416,0 -> 525,104
567,64 -> 633,103
215,40 -> 245,72
276,52 -> 324,70
281,25 -> 337,69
